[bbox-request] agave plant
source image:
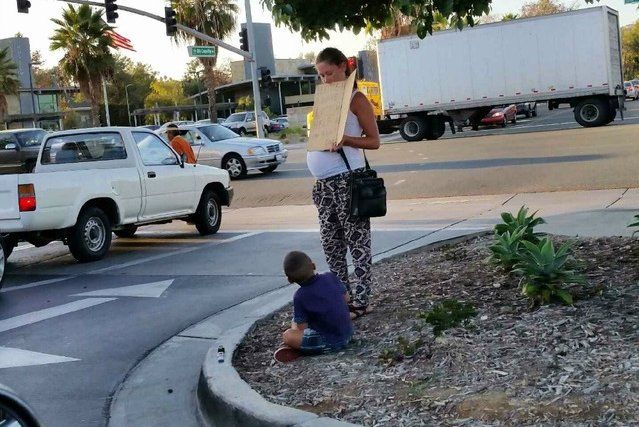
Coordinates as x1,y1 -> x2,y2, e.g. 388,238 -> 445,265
514,238 -> 586,305
489,226 -> 527,271
628,214 -> 639,235
495,206 -> 546,244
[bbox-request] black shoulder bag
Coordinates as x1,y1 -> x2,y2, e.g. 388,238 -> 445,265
338,149 -> 387,218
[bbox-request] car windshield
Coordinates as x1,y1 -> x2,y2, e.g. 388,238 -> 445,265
198,125 -> 239,141
225,113 -> 245,123
14,130 -> 46,147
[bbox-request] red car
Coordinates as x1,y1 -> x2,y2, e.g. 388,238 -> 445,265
481,104 -> 518,127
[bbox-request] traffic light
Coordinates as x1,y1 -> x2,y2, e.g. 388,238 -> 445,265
239,28 -> 249,52
260,67 -> 272,86
164,7 -> 177,36
104,0 -> 118,23
16,0 -> 31,13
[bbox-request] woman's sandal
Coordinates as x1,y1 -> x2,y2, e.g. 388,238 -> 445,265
348,303 -> 371,320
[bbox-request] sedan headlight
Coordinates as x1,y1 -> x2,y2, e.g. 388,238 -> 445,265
492,112 -> 502,117
247,146 -> 267,156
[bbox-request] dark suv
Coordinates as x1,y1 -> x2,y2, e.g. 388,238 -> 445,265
0,128 -> 47,174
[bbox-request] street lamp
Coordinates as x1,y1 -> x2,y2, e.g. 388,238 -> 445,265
125,83 -> 133,126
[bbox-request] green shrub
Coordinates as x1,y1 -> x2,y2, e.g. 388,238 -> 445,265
514,238 -> 585,305
489,226 -> 527,271
420,299 -> 477,337
495,206 -> 546,244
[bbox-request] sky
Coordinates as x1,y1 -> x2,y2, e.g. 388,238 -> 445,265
0,0 -> 637,80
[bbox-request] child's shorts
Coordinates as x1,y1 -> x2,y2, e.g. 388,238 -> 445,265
300,329 -> 350,355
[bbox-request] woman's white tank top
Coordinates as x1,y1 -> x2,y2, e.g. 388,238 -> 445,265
307,91 -> 366,179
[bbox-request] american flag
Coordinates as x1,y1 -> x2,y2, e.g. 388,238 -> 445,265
107,29 -> 136,51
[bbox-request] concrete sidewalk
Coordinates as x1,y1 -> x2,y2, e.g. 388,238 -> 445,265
219,188 -> 639,236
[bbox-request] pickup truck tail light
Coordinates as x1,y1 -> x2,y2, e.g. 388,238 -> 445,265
18,184 -> 36,212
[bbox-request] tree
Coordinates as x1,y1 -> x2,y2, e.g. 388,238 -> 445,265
261,0 -> 599,40
0,47 -> 20,127
501,13 -> 519,21
171,0 -> 238,121
622,21 -> 639,80
106,54 -> 157,125
145,78 -> 188,123
50,4 -> 116,126
520,0 -> 576,18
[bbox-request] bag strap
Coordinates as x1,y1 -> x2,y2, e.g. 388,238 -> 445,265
339,148 -> 371,171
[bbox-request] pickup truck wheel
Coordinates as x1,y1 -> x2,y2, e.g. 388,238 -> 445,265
1,234 -> 16,259
114,225 -> 138,238
574,98 -> 609,127
195,191 -> 222,235
259,165 -> 277,174
238,128 -> 247,136
223,154 -> 247,179
0,237 -> 6,288
0,247 -> 5,288
69,207 -> 112,263
399,116 -> 427,141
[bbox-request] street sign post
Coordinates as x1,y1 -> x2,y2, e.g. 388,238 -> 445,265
188,46 -> 216,58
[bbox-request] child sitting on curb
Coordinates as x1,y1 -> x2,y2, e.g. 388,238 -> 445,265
274,251 -> 353,363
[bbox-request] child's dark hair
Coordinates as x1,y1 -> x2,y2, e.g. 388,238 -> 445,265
283,251 -> 314,284
316,47 -> 357,88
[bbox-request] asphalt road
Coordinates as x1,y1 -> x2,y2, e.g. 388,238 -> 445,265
230,101 -> 639,208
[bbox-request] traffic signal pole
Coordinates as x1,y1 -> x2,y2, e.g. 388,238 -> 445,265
244,0 -> 265,138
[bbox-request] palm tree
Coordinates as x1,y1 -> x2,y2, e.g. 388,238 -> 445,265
172,0 -> 238,121
50,4 -> 115,127
0,47 -> 19,128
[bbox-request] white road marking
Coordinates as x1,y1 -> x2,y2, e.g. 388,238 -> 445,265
0,347 -> 79,369
3,232 -> 261,292
0,298 -> 116,333
72,280 -> 174,298
394,179 -> 406,186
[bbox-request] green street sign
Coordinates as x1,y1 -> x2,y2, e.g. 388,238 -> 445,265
188,46 -> 217,58
625,0 -> 638,3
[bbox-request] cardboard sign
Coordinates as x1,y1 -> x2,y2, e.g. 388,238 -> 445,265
307,72 -> 357,151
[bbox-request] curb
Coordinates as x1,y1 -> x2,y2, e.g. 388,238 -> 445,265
197,230 -> 490,427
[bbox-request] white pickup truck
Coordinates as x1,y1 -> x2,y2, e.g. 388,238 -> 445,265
0,127 -> 233,263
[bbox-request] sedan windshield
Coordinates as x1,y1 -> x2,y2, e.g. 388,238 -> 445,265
199,125 -> 239,141
225,113 -> 246,123
14,130 -> 47,147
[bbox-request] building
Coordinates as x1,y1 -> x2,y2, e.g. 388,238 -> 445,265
213,23 -> 319,118
0,37 -> 84,130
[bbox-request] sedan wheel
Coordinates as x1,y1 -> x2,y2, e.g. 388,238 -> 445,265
223,155 -> 247,179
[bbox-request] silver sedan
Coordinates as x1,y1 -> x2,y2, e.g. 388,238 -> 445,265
157,124 -> 288,179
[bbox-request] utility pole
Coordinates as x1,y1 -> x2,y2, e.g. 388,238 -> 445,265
102,79 -> 111,126
125,83 -> 133,126
244,0 -> 265,138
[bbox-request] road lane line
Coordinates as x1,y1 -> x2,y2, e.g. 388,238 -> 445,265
0,347 -> 79,369
2,232 -> 261,292
0,298 -> 116,333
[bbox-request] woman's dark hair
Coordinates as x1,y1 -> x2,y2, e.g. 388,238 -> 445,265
316,47 -> 357,88
316,47 -> 349,73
